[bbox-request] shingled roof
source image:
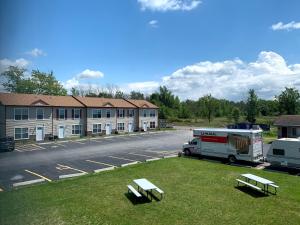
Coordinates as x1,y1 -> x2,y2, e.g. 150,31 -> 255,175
74,96 -> 136,108
0,93 -> 84,107
125,99 -> 158,109
274,115 -> 300,126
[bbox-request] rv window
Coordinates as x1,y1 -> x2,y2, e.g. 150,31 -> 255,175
273,148 -> 285,156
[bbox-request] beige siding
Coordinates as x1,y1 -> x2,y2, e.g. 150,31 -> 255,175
53,107 -> 86,138
5,106 -> 52,140
0,105 -> 5,137
139,109 -> 158,129
87,108 -> 116,133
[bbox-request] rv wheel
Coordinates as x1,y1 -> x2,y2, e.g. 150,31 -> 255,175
228,155 -> 236,164
184,149 -> 191,156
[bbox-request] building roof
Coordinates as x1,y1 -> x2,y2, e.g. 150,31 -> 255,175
74,96 -> 136,108
0,93 -> 84,107
274,115 -> 300,127
125,99 -> 159,109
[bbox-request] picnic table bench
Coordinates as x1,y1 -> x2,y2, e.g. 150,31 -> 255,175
127,178 -> 164,200
236,173 -> 279,195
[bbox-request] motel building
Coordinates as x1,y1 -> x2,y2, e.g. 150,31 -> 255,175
0,93 -> 159,142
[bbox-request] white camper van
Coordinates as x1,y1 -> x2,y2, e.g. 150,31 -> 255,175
182,128 -> 263,163
267,138 -> 300,169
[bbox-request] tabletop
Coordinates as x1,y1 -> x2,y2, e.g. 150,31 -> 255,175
241,173 -> 274,185
133,178 -> 157,191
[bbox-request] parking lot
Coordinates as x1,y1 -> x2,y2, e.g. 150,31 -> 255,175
0,131 -> 190,191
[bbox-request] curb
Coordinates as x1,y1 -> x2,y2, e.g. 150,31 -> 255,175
94,167 -> 115,173
13,179 -> 45,187
59,173 -> 87,179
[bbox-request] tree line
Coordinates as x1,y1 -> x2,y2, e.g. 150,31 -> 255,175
1,66 -> 300,123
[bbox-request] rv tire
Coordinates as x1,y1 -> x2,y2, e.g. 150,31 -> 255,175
228,155 -> 236,164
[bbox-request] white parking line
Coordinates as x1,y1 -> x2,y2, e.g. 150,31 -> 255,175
70,141 -> 86,145
33,144 -> 46,149
56,164 -> 88,174
85,159 -> 116,167
108,156 -> 140,162
90,139 -> 103,143
13,179 -> 45,187
127,152 -> 155,158
25,169 -> 52,182
59,173 -> 86,179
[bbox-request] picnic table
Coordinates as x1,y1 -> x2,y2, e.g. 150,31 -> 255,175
131,178 -> 164,200
237,173 -> 279,194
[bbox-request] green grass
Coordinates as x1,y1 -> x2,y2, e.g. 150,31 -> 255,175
262,127 -> 278,143
1,158 -> 299,225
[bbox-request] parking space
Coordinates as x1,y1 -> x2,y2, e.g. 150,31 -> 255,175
0,169 -> 46,190
0,130 -> 189,191
15,144 -> 46,152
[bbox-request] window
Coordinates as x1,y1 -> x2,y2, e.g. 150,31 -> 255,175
128,109 -> 134,117
117,123 -> 125,131
15,128 -> 29,140
92,124 -> 102,134
36,108 -> 44,120
92,109 -> 101,118
150,121 -> 156,129
72,125 -> 82,135
106,110 -> 111,118
117,109 -> 124,118
73,109 -> 81,119
143,110 -> 147,117
292,128 -> 297,136
273,148 -> 285,156
58,109 -> 65,120
14,108 -> 28,120
150,110 -> 155,117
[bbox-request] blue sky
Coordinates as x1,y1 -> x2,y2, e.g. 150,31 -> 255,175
1,0 -> 300,100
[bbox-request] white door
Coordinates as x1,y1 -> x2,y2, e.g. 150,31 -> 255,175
58,126 -> 64,139
36,126 -> 44,141
143,122 -> 147,132
128,123 -> 133,132
106,123 -> 111,135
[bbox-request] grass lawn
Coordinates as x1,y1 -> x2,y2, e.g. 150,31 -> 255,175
0,158 -> 299,225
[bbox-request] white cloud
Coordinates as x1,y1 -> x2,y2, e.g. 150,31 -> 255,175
271,21 -> 300,31
149,20 -> 159,28
0,58 -> 30,73
26,48 -> 46,57
160,51 -> 300,100
77,69 -> 104,79
122,81 -> 160,94
137,0 -> 201,11
123,51 -> 300,101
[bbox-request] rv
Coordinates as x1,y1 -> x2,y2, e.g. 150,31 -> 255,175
182,128 -> 263,163
267,138 -> 300,169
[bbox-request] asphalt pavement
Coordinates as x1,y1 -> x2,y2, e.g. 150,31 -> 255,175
0,130 -> 192,190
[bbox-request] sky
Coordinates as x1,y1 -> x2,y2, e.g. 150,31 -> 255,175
0,0 -> 300,101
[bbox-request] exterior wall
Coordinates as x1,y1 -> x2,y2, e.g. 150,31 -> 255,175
0,105 -> 5,138
277,126 -> 300,138
116,108 -> 136,133
138,109 -> 158,130
5,106 -> 52,140
86,108 -> 116,136
52,107 -> 86,138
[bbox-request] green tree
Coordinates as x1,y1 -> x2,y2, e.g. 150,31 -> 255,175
246,89 -> 258,123
130,91 -> 144,100
276,87 -> 300,115
1,66 -> 67,95
202,94 -> 217,123
30,70 -> 67,95
232,107 -> 240,123
114,91 -> 126,99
